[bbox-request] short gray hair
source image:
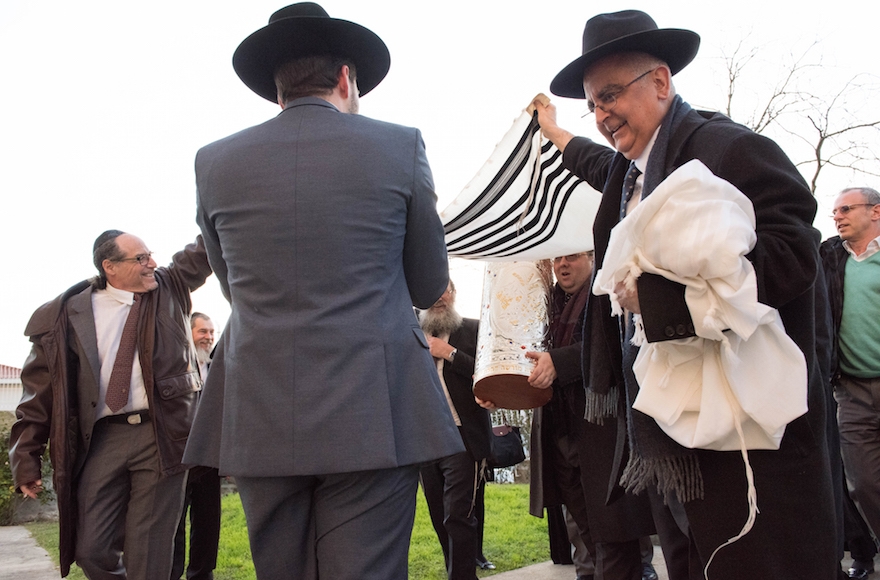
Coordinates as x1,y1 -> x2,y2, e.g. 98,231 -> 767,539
841,187 -> 880,206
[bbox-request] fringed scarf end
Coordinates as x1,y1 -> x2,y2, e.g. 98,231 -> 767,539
620,452 -> 704,503
583,385 -> 619,425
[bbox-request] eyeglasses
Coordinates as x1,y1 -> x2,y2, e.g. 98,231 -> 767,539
831,203 -> 877,217
585,68 -> 656,115
114,252 -> 154,266
553,252 -> 592,263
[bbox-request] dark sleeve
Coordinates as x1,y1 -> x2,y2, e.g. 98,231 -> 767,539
447,319 -> 478,379
403,129 -> 449,309
561,137 -> 616,191
167,235 -> 213,294
637,274 -> 695,342
703,128 -> 819,309
548,342 -> 583,386
9,335 -> 52,491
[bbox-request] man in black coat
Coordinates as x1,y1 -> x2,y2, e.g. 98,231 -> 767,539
419,280 -> 494,580
528,251 -> 655,580
534,9 -> 837,580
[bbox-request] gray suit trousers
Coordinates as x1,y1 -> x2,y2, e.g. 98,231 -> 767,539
236,465 -> 420,580
836,374 -> 880,541
75,419 -> 187,580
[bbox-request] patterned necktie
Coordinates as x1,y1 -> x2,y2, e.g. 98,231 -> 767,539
620,162 -> 642,219
105,293 -> 143,413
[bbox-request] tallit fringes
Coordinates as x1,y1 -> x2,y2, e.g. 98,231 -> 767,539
621,452 -> 705,503
583,385 -> 619,425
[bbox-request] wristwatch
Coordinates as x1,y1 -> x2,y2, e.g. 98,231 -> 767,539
448,348 -> 457,363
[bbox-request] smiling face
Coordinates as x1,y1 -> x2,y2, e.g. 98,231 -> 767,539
583,53 -> 673,160
191,317 -> 216,354
103,234 -> 159,293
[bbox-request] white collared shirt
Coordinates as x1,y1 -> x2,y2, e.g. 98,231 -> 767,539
92,283 -> 149,420
624,126 -> 661,216
843,234 -> 880,261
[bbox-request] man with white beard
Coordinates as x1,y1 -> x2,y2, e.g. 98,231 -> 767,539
419,282 -> 494,580
171,312 -> 219,580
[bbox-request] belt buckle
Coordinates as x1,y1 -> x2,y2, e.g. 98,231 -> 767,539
126,413 -> 142,425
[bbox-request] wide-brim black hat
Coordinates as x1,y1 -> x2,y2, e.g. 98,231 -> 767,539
233,2 -> 391,102
550,10 -> 700,99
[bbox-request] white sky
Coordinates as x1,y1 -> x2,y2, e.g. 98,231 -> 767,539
1,0 -> 878,366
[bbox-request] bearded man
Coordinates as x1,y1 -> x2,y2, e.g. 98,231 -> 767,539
171,312 -> 219,580
419,281 -> 494,580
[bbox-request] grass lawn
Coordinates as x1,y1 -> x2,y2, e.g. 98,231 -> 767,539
25,482 -> 550,579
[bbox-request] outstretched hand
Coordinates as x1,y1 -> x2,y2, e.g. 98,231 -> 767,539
525,351 -> 556,390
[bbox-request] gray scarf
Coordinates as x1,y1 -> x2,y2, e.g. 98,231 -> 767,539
618,95 -> 705,503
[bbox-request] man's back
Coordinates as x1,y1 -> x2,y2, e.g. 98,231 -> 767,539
189,97 -> 462,476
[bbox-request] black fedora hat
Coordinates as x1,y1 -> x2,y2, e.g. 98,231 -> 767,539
233,2 -> 391,102
550,10 -> 700,99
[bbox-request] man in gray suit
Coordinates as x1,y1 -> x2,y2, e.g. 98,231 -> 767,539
183,3 -> 462,579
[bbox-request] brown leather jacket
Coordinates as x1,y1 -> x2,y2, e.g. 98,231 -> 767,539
8,236 -> 211,576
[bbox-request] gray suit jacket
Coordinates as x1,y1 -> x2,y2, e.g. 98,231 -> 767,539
185,97 -> 463,475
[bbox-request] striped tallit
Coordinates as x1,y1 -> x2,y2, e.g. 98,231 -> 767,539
441,98 -> 602,261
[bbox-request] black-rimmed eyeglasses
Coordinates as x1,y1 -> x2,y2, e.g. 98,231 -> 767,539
585,68 -> 656,116
114,253 -> 154,266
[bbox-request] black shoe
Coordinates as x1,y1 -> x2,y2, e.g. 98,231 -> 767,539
642,563 -> 659,580
476,557 -> 495,570
575,576 -> 594,580
848,568 -> 873,580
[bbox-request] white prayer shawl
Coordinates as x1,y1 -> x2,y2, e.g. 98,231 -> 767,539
592,159 -> 808,453
441,99 -> 602,261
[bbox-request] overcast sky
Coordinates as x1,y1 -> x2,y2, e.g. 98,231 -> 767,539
1,0 -> 878,366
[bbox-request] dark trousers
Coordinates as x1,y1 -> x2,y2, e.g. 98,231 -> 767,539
171,467 -> 221,580
474,473 -> 488,562
75,419 -> 187,580
837,375 -> 880,543
236,465 -> 419,580
550,430 -> 641,580
420,451 -> 479,580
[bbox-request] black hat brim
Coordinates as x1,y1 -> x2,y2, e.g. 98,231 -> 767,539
233,17 -> 391,102
550,28 -> 700,99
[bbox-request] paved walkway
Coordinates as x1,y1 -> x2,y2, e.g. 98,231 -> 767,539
491,545 -> 669,579
0,524 -> 864,580
0,526 -> 60,580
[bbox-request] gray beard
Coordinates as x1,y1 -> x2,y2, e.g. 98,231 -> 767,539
195,347 -> 212,366
419,306 -> 463,337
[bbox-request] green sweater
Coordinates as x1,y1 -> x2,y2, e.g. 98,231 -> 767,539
840,251 -> 880,378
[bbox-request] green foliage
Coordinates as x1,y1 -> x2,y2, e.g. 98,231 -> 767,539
0,411 -> 55,526
26,483 -> 550,579
0,427 -> 17,526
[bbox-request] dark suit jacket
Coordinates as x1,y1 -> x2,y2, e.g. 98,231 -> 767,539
186,97 -> 463,475
442,318 -> 492,461
819,235 -> 851,377
564,107 -> 837,576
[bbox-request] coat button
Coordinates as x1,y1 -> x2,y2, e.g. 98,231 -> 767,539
665,326 -> 675,338
676,324 -> 686,336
